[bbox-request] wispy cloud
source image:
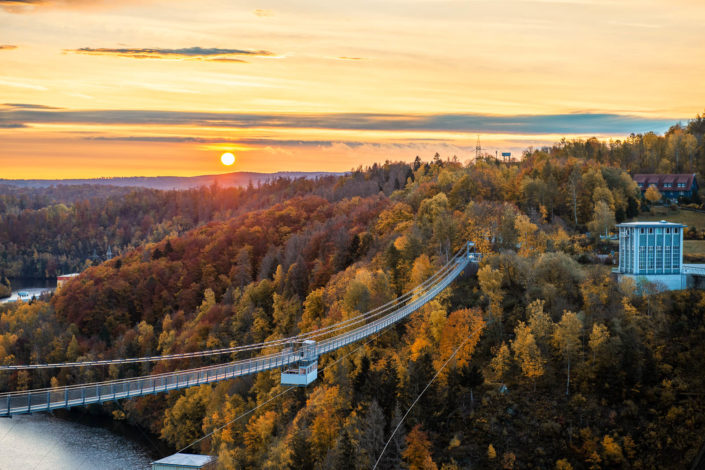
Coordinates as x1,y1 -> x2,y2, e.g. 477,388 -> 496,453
3,103 -> 60,109
126,82 -> 201,94
1,0 -> 150,13
607,20 -> 663,29
0,80 -> 47,91
253,9 -> 273,17
66,46 -> 274,62
0,105 -> 681,135
83,135 -> 368,147
336,56 -> 364,61
0,45 -> 18,50
0,0 -> 68,13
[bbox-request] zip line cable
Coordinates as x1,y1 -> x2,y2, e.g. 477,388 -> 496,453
176,385 -> 296,455
175,329 -> 387,456
177,300 -> 476,463
372,330 -> 479,470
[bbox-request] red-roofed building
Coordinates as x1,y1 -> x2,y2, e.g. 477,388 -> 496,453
633,174 -> 699,202
56,273 -> 80,290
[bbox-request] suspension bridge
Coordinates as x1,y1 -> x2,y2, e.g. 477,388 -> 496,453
0,242 -> 480,417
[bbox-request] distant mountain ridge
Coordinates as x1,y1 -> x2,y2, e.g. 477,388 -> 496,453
0,171 -> 344,191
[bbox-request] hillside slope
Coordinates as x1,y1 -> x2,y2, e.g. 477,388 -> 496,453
1,157 -> 704,469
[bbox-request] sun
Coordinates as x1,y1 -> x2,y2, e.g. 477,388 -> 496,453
220,152 -> 236,166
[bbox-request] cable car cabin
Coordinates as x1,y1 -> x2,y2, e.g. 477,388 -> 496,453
281,340 -> 318,386
466,241 -> 482,263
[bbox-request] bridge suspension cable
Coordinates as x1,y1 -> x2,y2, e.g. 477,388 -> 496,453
175,328 -> 389,456
372,323 -> 481,470
0,243 -> 477,371
0,242 -> 478,416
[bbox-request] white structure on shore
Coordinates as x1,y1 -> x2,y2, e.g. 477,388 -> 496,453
152,453 -> 215,470
616,220 -> 685,290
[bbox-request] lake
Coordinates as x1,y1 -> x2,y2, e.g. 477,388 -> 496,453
0,278 -> 56,304
0,278 -> 161,468
0,414 -> 154,469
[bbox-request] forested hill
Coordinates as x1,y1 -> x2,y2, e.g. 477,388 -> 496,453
0,171 -> 341,191
527,112 -> 705,175
2,139 -> 705,469
0,169 -> 403,278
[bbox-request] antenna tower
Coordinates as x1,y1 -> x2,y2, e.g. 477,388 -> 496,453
475,136 -> 482,161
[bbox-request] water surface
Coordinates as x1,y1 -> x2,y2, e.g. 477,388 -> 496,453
0,278 -> 56,304
0,414 -> 153,469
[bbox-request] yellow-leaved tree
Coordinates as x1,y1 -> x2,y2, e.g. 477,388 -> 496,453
588,200 -> 615,239
553,311 -> 583,396
490,342 -> 512,382
644,185 -> 662,205
511,321 -> 544,390
515,214 -> 543,257
477,264 -> 504,340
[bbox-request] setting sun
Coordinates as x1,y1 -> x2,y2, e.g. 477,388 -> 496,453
220,152 -> 235,166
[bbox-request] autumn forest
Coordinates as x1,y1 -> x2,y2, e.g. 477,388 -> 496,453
2,115 -> 705,469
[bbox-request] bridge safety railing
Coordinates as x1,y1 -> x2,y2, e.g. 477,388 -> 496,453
0,242 -> 480,416
1,349 -> 302,415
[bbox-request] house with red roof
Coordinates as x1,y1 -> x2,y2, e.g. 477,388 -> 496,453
633,173 -> 699,202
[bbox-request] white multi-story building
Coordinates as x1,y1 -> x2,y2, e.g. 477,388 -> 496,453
616,220 -> 685,290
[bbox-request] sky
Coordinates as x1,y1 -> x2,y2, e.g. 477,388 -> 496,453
1,0 -> 704,178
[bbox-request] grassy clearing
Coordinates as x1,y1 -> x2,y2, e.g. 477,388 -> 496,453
626,206 -> 705,229
615,207 -> 705,258
684,240 -> 705,256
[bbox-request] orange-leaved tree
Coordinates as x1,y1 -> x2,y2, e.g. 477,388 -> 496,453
403,424 -> 438,470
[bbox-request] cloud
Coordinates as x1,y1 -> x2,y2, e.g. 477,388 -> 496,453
0,0 -> 66,12
0,80 -> 48,91
607,20 -> 663,29
336,56 -> 364,61
3,103 -> 60,109
84,135 -> 367,147
0,45 -> 18,50
1,0 -> 149,13
66,46 -> 274,62
0,123 -> 27,128
0,106 -> 681,135
253,9 -> 273,17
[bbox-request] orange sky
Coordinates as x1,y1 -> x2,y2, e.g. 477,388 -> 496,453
1,0 -> 704,178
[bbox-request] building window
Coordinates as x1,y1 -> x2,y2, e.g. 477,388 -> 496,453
674,228 -> 679,234
673,246 -> 680,270
647,246 -> 655,271
678,183 -> 686,188
666,228 -> 670,234
664,182 -> 672,188
665,245 -> 672,272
